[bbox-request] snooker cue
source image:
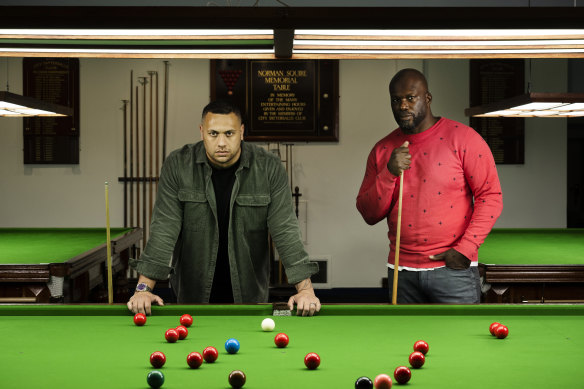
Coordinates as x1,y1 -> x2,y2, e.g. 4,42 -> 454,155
135,85 -> 140,236
104,182 -> 114,304
148,71 -> 154,223
122,100 -> 128,228
155,70 -> 159,191
141,76 -> 148,245
162,61 -> 169,162
392,172 -> 405,305
129,71 -> 134,228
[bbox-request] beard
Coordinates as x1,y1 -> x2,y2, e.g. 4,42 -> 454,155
395,109 -> 425,134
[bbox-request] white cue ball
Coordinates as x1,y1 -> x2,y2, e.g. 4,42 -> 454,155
261,318 -> 275,332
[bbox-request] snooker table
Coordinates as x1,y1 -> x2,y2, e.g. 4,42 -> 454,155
0,228 -> 142,303
1,303 -> 583,389
478,229 -> 584,303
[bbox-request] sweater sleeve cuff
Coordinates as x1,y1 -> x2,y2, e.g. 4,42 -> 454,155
379,166 -> 399,182
453,238 -> 479,263
284,261 -> 319,285
131,258 -> 171,281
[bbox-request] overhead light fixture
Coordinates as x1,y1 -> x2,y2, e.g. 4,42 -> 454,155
2,28 -> 584,59
465,93 -> 584,118
0,29 -> 275,58
0,29 -> 273,37
0,91 -> 73,117
295,29 -> 584,40
292,29 -> 584,59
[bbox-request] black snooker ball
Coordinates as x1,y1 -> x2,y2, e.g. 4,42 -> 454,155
228,370 -> 246,388
355,376 -> 373,389
147,370 -> 165,388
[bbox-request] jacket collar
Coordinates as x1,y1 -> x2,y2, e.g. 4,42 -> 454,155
194,140 -> 250,169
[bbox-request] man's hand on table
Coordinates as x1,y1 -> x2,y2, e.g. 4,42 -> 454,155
288,278 -> 321,316
127,292 -> 164,316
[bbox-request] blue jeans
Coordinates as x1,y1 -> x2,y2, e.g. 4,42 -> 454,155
388,266 -> 481,304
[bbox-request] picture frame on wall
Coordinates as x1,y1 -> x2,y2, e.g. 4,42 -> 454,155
211,59 -> 339,142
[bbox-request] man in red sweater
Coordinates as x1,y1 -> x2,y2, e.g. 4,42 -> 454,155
356,68 -> 503,303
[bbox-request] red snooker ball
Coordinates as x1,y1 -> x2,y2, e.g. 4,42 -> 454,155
489,322 -> 502,336
413,340 -> 429,355
180,314 -> 193,327
374,373 -> 392,389
274,333 -> 289,348
409,351 -> 425,369
165,328 -> 179,343
203,346 -> 219,363
304,352 -> 320,370
133,313 -> 147,326
149,351 -> 166,369
187,352 -> 203,369
228,370 -> 247,389
495,325 -> 509,339
175,325 -> 188,340
393,366 -> 411,385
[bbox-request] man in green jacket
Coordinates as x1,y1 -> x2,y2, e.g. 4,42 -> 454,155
127,100 -> 320,316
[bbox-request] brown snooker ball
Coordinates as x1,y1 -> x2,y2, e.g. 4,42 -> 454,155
228,370 -> 246,388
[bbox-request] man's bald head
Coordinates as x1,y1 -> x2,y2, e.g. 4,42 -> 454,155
389,68 -> 429,95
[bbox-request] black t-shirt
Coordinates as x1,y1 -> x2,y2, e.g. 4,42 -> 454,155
209,159 -> 240,303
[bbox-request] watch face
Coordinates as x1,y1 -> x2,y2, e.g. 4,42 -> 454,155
136,283 -> 148,291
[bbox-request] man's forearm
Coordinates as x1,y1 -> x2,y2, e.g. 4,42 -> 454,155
294,278 -> 315,294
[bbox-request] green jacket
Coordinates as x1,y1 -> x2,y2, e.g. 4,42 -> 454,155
132,141 -> 318,303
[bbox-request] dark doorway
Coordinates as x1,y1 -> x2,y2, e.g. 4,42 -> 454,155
567,119 -> 584,228
567,59 -> 584,228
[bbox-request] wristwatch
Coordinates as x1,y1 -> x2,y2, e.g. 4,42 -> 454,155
135,283 -> 153,293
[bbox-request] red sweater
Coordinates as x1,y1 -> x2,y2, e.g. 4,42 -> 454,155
356,118 -> 503,268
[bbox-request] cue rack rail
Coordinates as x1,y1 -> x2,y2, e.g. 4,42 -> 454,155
118,64 -> 169,280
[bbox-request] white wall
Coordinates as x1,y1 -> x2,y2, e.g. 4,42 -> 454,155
0,58 -> 568,287
493,59 -> 568,228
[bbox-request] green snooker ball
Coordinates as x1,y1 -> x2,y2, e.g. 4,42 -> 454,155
147,370 -> 165,388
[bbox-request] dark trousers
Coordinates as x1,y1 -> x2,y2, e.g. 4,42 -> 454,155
388,266 -> 481,304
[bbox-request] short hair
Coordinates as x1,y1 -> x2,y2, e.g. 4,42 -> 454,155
389,68 -> 429,93
201,100 -> 242,123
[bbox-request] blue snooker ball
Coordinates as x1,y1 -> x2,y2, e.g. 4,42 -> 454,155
225,338 -> 241,354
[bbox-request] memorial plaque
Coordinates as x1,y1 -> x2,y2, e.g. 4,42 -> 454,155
469,59 -> 524,164
23,58 -> 79,164
211,59 -> 338,142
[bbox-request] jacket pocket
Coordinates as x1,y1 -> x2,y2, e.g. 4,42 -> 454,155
234,194 -> 270,232
178,189 -> 209,232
